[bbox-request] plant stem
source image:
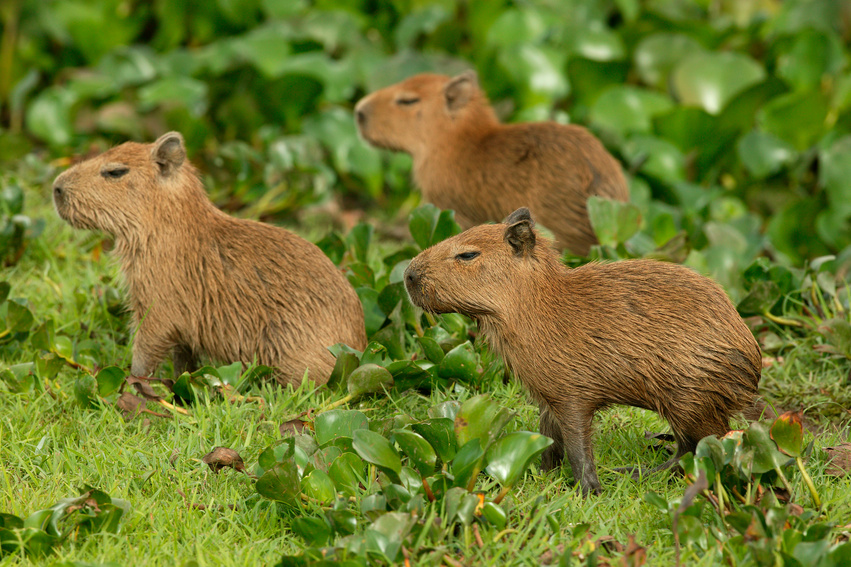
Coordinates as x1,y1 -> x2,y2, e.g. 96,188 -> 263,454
493,485 -> 511,505
158,399 -> 190,416
762,311 -> 802,327
317,393 -> 354,413
796,456 -> 821,509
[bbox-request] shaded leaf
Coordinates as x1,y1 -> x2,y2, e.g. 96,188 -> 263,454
202,447 -> 246,474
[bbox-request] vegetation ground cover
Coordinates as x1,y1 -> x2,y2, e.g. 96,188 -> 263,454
1,0 -> 851,565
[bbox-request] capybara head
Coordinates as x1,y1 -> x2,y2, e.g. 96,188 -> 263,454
52,132 -> 200,235
405,208 -> 556,316
354,70 -> 495,158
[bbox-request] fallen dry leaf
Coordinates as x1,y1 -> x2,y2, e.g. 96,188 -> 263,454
279,418 -> 307,437
824,443 -> 851,477
116,391 -> 146,420
202,447 -> 246,474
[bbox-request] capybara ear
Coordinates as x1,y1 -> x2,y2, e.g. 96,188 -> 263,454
152,132 -> 186,178
444,70 -> 478,112
504,208 -> 536,256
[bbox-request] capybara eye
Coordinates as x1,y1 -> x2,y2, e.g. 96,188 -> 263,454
101,167 -> 129,179
455,251 -> 480,261
396,97 -> 420,106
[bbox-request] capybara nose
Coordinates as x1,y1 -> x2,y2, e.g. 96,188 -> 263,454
53,183 -> 65,203
356,109 -> 366,127
405,265 -> 420,289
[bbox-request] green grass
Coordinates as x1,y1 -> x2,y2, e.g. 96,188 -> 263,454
2,172 -> 850,566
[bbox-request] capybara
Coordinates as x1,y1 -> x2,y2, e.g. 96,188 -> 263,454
355,70 -> 629,255
404,208 -> 761,495
52,132 -> 367,385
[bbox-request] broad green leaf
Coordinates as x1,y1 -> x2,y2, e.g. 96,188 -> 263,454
392,429 -> 437,477
743,422 -> 789,474
737,280 -> 781,316
301,469 -> 336,504
96,366 -> 126,397
0,282 -> 9,304
758,90 -> 829,151
587,196 -> 642,247
291,517 -> 332,546
417,336 -> 445,364
409,204 -> 461,250
737,131 -> 797,179
450,438 -> 485,489
74,374 -> 98,409
29,320 -> 55,351
481,502 -> 507,529
633,33 -> 703,89
777,29 -> 845,93
352,429 -> 402,483
326,509 -> 358,536
455,394 -> 512,450
347,222 -> 374,263
255,461 -> 301,505
590,85 -> 673,135
568,26 -> 625,62
820,136 -> 851,208
25,87 -> 77,147
428,401 -> 460,420
5,299 -> 34,334
347,364 -> 394,399
672,51 -> 766,115
622,135 -> 686,184
137,76 -> 208,116
328,452 -> 366,495
356,287 -> 385,337
314,410 -> 369,447
327,352 -> 360,391
412,418 -> 457,463
437,342 -> 479,382
360,341 -> 391,366
485,431 -> 553,489
770,410 -> 804,458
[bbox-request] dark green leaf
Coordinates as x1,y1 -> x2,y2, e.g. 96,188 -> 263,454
412,418 -> 457,463
770,410 -> 804,458
485,431 -> 553,489
392,429 -> 437,477
314,410 -> 369,447
347,364 -> 394,399
352,429 -> 402,483
455,394 -> 512,450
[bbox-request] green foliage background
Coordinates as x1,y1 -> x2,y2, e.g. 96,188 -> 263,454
3,0 -> 851,270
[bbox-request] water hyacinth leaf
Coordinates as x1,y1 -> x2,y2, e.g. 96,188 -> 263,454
386,360 -> 434,391
96,366 -> 126,397
5,299 -> 34,334
302,469 -> 336,504
454,492 -> 481,526
417,336 -> 445,364
623,135 -> 687,184
695,436 -> 726,472
256,439 -> 295,475
327,352 -> 360,390
633,33 -> 704,89
291,517 -> 332,546
672,51 -> 766,115
34,352 -> 64,381
0,282 -> 9,304
737,280 -> 781,316
737,131 -> 797,179
412,418 -> 457,462
356,287 -> 385,337
589,85 -> 673,135
311,446 -> 343,473
328,452 -> 366,494
587,197 -> 642,247
451,438 -> 485,489
29,319 -> 55,351
392,429 -> 437,477
437,342 -> 478,382
777,29 -> 845,93
820,136 -> 851,208
758,90 -> 830,151
74,373 -> 99,408
455,394 -> 512,449
360,341 -> 391,366
326,509 -> 358,536
352,429 -> 402,483
770,410 -> 804,458
347,222 -> 374,263
744,422 -> 789,474
481,502 -> 507,529
347,364 -> 394,399
314,410 -> 369,447
410,203 -> 460,250
255,461 -> 301,504
485,431 -> 553,490
428,400 -> 460,420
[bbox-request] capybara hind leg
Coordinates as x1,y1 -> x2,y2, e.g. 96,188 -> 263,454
540,406 -> 565,471
130,328 -> 173,377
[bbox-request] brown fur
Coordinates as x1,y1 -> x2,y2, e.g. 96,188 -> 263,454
404,208 -> 761,495
355,70 -> 629,255
52,132 -> 367,385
